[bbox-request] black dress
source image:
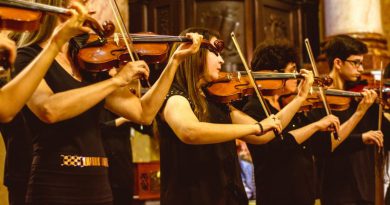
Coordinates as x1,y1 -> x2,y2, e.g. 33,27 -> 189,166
0,112 -> 33,205
100,110 -> 134,205
14,44 -> 112,204
157,83 -> 248,205
242,95 -> 332,205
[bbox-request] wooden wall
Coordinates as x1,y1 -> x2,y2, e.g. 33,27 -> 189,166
129,0 -> 320,70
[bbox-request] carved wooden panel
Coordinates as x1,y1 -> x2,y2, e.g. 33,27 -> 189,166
255,0 -> 320,65
186,0 -> 253,72
254,0 -> 300,56
128,0 -> 320,67
129,0 -> 184,34
129,0 -> 148,32
148,0 -> 184,35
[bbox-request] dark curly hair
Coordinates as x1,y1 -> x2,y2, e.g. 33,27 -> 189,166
324,35 -> 368,70
251,40 -> 299,72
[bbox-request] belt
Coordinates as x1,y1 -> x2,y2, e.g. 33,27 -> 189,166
60,155 -> 109,167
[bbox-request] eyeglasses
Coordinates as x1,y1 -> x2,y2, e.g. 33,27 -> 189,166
344,59 -> 364,68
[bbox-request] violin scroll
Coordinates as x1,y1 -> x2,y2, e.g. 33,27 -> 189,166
314,75 -> 333,87
202,39 -> 224,55
102,20 -> 116,37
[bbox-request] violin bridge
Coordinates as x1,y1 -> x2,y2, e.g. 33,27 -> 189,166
114,33 -> 120,46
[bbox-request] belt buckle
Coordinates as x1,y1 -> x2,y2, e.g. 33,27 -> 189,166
60,155 -> 107,167
80,156 -> 85,167
60,155 -> 84,167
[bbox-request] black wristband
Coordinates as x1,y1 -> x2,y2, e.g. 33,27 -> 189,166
256,122 -> 264,136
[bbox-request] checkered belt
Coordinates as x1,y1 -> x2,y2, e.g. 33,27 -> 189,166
60,155 -> 108,167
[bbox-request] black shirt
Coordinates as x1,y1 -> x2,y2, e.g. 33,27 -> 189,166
14,44 -> 112,204
157,83 -> 248,205
242,95 -> 332,205
100,109 -> 134,191
319,100 -> 390,204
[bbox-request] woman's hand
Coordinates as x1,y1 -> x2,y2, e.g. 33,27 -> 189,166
260,114 -> 282,134
112,60 -> 150,87
0,36 -> 16,65
314,114 -> 340,132
296,69 -> 314,99
362,130 -> 383,147
50,1 -> 92,50
171,32 -> 203,64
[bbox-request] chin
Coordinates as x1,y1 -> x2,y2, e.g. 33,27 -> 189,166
348,77 -> 359,82
210,73 -> 220,81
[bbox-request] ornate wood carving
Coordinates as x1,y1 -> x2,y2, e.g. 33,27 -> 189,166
187,0 -> 251,72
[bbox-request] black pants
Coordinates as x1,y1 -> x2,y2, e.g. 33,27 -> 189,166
112,188 -> 133,205
322,201 -> 373,205
7,183 -> 28,205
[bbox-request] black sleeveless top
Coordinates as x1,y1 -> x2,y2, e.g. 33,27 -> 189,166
14,44 -> 112,204
157,83 -> 248,205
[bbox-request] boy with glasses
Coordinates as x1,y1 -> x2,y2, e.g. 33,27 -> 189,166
319,34 -> 389,205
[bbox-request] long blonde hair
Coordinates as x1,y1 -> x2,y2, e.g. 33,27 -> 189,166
169,27 -> 220,121
9,0 -> 68,47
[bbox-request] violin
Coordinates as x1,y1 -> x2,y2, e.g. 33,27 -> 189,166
205,71 -> 333,103
281,88 -> 390,112
74,33 -> 224,73
0,0 -> 115,71
0,0 -> 114,37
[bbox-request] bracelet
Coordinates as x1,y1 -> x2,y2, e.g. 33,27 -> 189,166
256,122 -> 264,136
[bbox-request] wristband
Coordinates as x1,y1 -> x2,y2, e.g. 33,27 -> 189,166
256,122 -> 264,136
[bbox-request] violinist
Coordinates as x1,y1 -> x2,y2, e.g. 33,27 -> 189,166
319,34 -> 390,205
157,27 -> 306,205
11,0 -> 202,204
241,40 -> 379,205
0,1 -> 99,205
0,6 -> 89,123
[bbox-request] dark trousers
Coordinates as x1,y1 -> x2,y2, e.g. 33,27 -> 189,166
7,183 -> 28,205
112,188 -> 133,205
322,201 -> 374,205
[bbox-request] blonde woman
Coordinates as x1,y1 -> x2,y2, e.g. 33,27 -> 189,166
13,0 -> 202,204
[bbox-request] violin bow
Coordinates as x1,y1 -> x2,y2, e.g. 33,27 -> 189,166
108,0 -> 150,92
374,61 -> 385,205
231,32 -> 282,139
378,61 -> 384,146
304,38 -> 340,140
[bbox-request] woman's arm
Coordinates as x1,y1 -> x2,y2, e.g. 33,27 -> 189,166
162,95 -> 273,145
238,69 -> 314,144
230,105 -> 282,144
105,33 -> 203,125
26,76 -> 127,123
0,2 -> 90,123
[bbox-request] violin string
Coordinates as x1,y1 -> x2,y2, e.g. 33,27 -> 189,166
108,0 -> 150,91
108,0 -> 137,61
378,61 -> 383,134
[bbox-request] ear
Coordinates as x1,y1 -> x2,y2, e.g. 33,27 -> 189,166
333,58 -> 343,71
